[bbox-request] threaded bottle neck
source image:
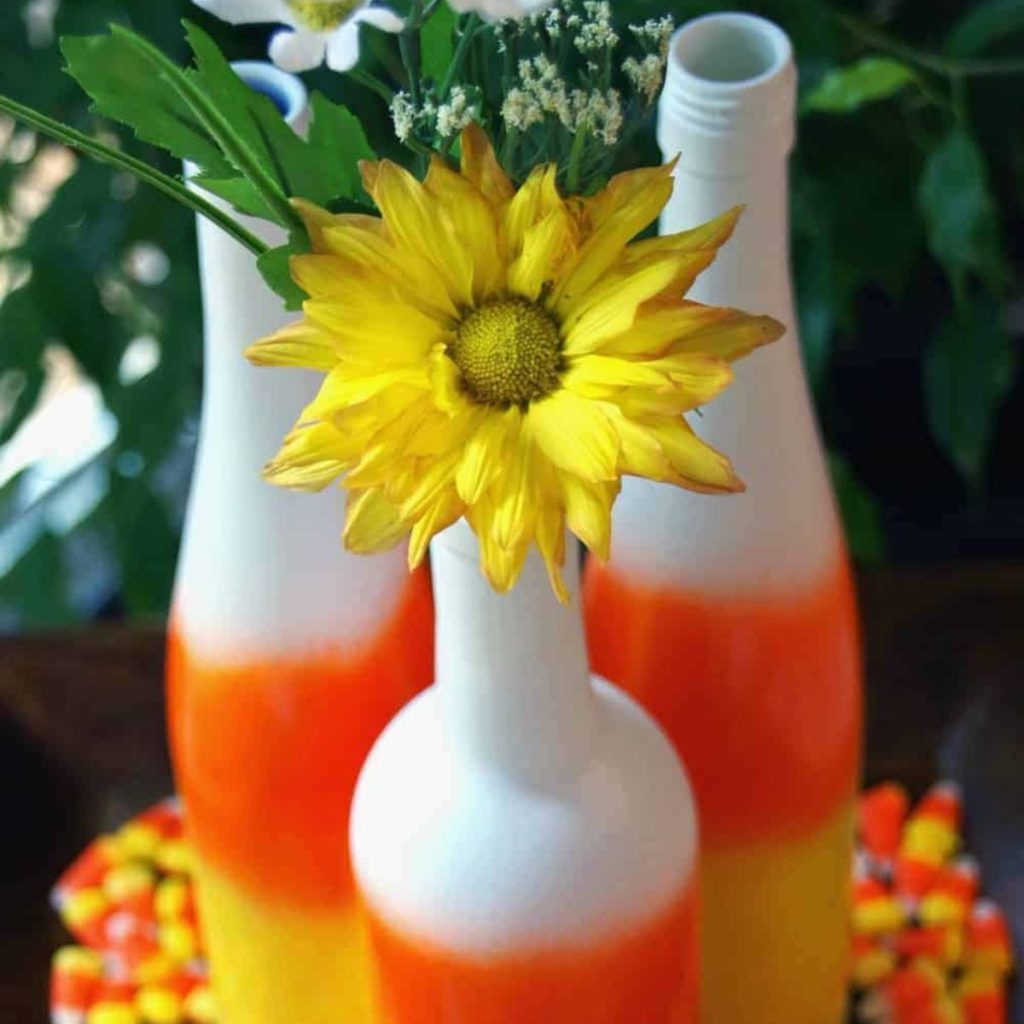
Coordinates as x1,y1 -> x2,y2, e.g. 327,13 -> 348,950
658,13 -> 796,178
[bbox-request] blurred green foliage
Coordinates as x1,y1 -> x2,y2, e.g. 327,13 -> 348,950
0,0 -> 1022,627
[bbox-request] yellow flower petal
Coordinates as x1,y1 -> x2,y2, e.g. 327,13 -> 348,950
502,164 -> 563,264
408,489 -> 464,570
455,407 -> 519,504
263,421 -> 354,491
562,256 -> 683,356
343,488 -> 408,553
644,417 -> 744,493
507,204 -> 575,301
246,321 -> 339,371
533,471 -> 569,603
425,155 -> 503,300
622,206 -> 742,269
598,301 -> 782,360
320,221 -> 457,320
460,123 -> 515,207
528,390 -> 619,482
366,159 -> 474,307
562,475 -> 617,561
552,163 -> 675,315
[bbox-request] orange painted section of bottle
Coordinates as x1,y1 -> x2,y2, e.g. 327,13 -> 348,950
167,566 -> 434,907
363,883 -> 699,1024
583,557 -> 861,842
583,556 -> 861,1024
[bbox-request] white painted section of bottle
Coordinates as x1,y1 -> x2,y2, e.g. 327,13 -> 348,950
609,13 -> 844,596
173,62 -> 410,660
350,519 -> 698,951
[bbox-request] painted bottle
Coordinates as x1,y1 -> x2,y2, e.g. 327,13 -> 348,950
351,520 -> 700,1024
166,64 -> 434,1024
583,15 -> 862,1024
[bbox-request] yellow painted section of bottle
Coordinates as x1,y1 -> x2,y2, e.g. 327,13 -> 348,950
194,860 -> 375,1024
698,802 -> 853,1024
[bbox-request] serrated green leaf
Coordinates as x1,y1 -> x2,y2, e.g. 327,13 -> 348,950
61,33 -> 234,177
919,127 -> 1004,292
192,174 -> 276,219
422,3 -> 458,83
924,292 -> 1015,486
803,58 -> 915,115
944,0 -> 1024,57
257,244 -> 307,311
307,92 -> 375,203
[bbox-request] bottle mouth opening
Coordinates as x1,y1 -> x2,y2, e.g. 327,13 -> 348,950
673,13 -> 791,88
231,61 -> 309,125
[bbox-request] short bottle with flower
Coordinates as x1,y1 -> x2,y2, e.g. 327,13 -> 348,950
0,2 -> 784,1021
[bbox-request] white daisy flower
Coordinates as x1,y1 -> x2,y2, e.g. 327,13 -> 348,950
447,0 -> 553,23
191,0 -> 403,73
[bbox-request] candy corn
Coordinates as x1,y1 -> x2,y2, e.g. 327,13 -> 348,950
851,781 -> 1014,1024
858,782 -> 909,861
49,802 -> 215,1023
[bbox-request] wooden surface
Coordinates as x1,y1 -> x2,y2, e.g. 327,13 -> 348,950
2,563 -> 1023,1022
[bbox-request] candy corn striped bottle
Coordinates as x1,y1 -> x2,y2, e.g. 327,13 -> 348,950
583,16 -> 862,1024
350,520 -> 700,1024
166,64 -> 433,1024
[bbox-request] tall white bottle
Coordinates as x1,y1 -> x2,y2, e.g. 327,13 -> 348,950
167,64 -> 434,1024
350,521 -> 701,1024
583,15 -> 862,1024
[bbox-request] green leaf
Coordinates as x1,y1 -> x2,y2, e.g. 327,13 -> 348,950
422,3 -> 458,83
61,32 -> 234,178
924,292 -> 1016,486
105,474 -> 179,618
192,174 -> 276,220
307,92 -> 375,203
944,0 -> 1024,57
919,127 -> 1004,293
0,530 -> 74,629
828,453 -> 886,566
257,245 -> 307,311
803,57 -> 915,115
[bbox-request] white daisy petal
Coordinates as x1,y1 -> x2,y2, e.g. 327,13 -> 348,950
269,28 -> 329,72
191,0 -> 292,26
324,22 -> 362,72
356,5 -> 405,33
445,0 -> 551,20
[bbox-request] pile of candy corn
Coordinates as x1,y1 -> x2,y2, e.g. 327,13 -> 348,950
50,786 -> 1016,1023
50,800 -> 217,1024
852,782 -> 1015,1024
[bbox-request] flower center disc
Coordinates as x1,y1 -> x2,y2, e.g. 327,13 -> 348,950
287,0 -> 358,30
451,298 -> 563,408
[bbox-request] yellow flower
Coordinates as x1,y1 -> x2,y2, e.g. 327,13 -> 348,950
248,125 -> 784,601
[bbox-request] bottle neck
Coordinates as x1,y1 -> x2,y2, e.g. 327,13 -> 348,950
431,521 -> 597,788
657,13 -> 796,318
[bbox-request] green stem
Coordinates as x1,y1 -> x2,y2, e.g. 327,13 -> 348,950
0,93 -> 269,257
565,127 -> 588,193
399,0 -> 425,106
835,12 -> 1024,78
440,15 -> 481,99
350,68 -> 394,102
112,26 -> 305,236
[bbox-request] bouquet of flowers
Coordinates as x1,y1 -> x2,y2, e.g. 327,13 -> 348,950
0,0 -> 783,600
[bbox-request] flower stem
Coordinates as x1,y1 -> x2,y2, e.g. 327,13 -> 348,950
835,12 -> 1024,78
0,93 -> 269,257
440,15 -> 481,99
350,68 -> 394,102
